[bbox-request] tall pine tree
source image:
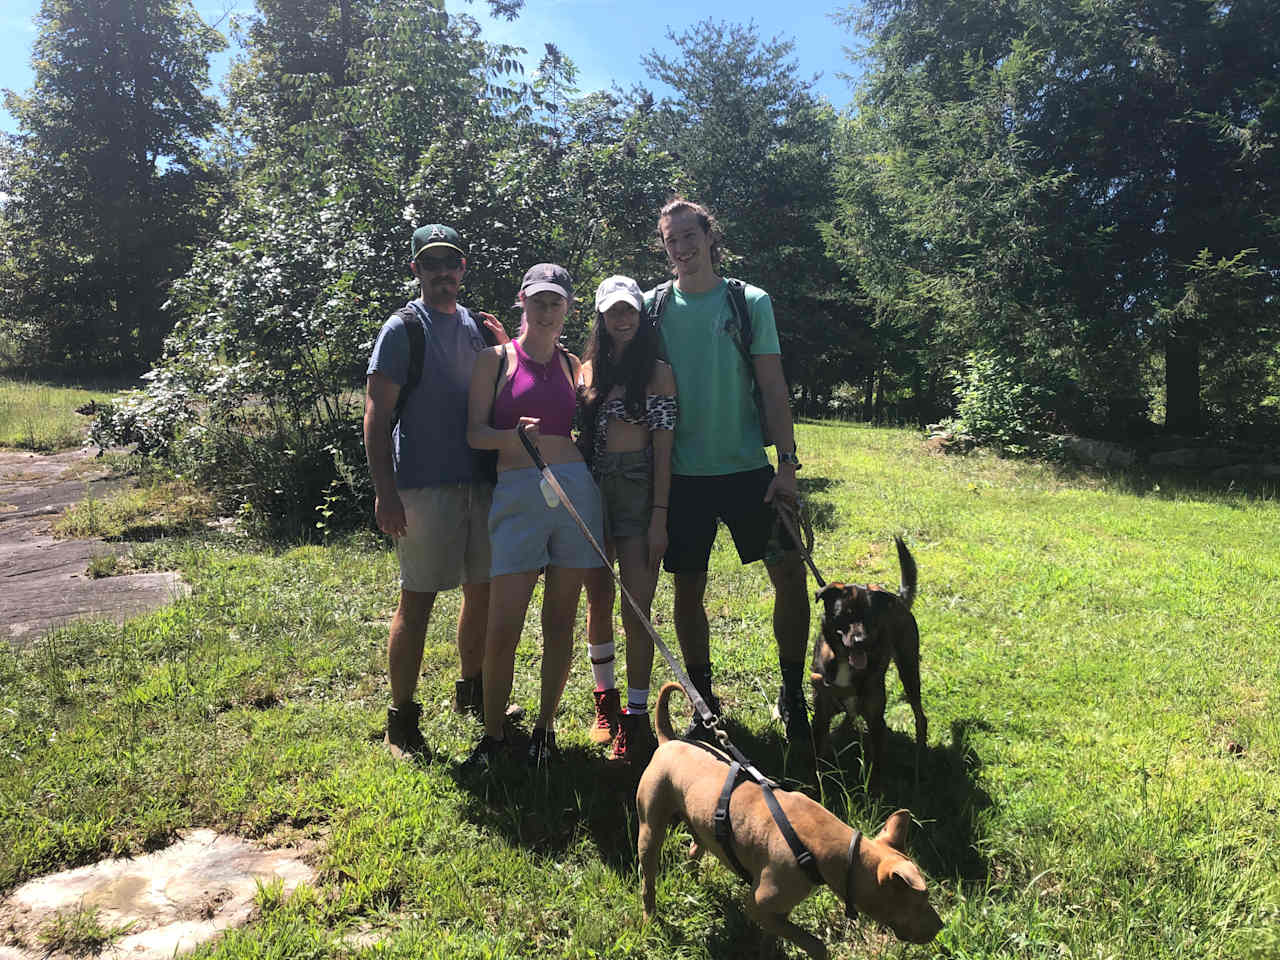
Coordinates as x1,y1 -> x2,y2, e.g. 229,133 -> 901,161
0,0 -> 224,371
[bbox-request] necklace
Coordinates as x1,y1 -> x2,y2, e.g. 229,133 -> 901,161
516,340 -> 557,381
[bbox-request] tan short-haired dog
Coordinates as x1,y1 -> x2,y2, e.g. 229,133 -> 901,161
636,683 -> 943,959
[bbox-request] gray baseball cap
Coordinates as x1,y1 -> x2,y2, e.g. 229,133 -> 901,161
594,275 -> 643,314
520,263 -> 574,300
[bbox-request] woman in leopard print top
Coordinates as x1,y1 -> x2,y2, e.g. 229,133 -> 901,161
576,275 -> 677,765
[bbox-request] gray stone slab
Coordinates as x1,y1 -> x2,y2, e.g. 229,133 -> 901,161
0,449 -> 189,650
0,830 -> 316,960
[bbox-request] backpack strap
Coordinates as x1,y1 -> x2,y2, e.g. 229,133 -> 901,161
725,278 -> 753,356
391,305 -> 425,429
647,281 -> 674,328
724,278 -> 773,446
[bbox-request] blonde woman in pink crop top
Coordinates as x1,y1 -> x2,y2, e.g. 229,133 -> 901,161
465,263 -> 605,770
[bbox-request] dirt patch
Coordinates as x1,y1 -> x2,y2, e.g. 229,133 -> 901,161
0,830 -> 316,960
0,449 -> 189,650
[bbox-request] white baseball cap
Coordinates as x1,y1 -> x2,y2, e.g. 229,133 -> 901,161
594,275 -> 644,314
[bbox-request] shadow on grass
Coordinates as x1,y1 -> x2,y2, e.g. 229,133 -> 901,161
796,474 -> 839,533
447,725 -> 643,874
699,712 -> 991,886
1043,455 -> 1279,502
448,704 -> 991,895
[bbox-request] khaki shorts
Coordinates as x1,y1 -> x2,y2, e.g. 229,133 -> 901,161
396,483 -> 493,593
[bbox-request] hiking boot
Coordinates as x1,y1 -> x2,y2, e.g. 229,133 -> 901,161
682,693 -> 722,744
528,727 -> 560,768
775,683 -> 812,746
453,674 -> 483,717
590,688 -> 621,744
385,702 -> 429,760
610,711 -> 656,767
462,734 -> 509,773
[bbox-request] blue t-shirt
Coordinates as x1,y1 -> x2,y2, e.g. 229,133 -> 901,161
367,300 -> 489,488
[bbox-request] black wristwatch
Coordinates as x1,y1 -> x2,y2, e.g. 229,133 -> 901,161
778,448 -> 801,470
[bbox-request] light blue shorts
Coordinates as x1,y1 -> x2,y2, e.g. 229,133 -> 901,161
489,463 -> 605,576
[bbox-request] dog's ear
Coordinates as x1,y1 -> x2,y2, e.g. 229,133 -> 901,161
815,583 -> 845,609
889,861 -> 928,893
876,809 -> 913,851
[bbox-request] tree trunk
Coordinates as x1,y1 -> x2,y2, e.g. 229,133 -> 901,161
1164,332 -> 1201,436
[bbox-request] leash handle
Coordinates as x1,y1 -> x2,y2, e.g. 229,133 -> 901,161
516,423 -> 548,471
773,498 -> 826,589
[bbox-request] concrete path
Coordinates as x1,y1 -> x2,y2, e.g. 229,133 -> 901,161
0,448 -> 188,650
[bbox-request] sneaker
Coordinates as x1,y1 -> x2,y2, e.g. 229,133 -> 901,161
453,675 -> 483,717
385,702 -> 429,760
682,693 -> 722,743
610,711 -> 656,767
528,727 -> 560,768
462,734 -> 508,772
775,683 -> 812,746
590,688 -> 621,744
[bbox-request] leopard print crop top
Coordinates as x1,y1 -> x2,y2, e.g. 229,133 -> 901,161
591,394 -> 678,468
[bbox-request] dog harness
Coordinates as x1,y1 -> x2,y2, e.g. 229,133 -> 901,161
684,738 -> 862,921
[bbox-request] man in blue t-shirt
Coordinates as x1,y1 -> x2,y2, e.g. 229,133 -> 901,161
364,223 -> 507,759
646,198 -> 812,747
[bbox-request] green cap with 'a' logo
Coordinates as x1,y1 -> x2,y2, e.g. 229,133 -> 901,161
411,224 -> 466,259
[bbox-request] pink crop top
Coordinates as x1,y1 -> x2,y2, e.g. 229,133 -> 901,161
490,341 -> 576,437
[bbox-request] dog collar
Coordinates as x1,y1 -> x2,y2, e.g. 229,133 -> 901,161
844,829 -> 862,921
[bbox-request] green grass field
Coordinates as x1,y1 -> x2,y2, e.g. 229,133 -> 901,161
1,422 -> 1277,958
0,375 -> 125,451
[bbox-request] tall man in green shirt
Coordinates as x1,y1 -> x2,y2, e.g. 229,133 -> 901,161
646,198 -> 811,745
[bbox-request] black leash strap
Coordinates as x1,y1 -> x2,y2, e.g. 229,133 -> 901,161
759,780 -> 824,886
516,425 -> 723,739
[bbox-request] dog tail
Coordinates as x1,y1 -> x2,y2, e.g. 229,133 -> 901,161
895,536 -> 917,610
654,682 -> 686,745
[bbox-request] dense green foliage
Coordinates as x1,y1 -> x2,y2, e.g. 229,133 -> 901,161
828,0 -> 1280,445
93,0 -> 681,538
0,0 -> 226,371
3,0 -> 1276,530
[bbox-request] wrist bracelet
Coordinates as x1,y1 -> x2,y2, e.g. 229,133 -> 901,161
652,504 -> 668,510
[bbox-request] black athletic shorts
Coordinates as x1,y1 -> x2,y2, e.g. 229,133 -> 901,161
662,466 -> 796,574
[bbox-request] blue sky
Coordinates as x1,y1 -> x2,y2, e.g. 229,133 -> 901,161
0,0 -> 866,136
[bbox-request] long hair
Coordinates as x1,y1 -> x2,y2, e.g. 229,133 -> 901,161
578,304 -> 660,462
657,197 -> 724,274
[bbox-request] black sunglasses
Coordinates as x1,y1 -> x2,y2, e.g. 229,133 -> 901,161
417,253 -> 463,271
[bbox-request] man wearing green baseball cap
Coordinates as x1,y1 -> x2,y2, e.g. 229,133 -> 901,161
364,223 -> 509,759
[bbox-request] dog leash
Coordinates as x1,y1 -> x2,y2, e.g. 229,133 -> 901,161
518,428 -> 863,921
516,426 -> 728,747
771,495 -> 826,589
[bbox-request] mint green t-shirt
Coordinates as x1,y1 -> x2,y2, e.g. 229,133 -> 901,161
645,279 -> 780,476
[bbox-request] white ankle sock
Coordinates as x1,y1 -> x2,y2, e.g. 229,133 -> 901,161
589,642 -> 616,691
626,687 -> 649,714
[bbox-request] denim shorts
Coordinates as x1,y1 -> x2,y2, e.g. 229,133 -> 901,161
489,463 -> 605,576
596,448 -> 653,541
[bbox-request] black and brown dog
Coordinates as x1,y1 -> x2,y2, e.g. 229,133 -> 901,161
810,537 -> 927,787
